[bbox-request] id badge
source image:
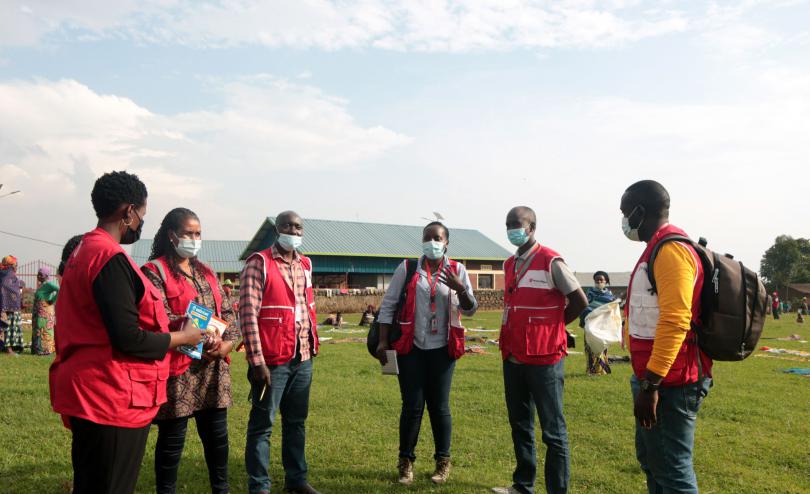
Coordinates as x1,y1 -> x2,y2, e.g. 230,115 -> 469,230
295,306 -> 302,322
430,314 -> 438,334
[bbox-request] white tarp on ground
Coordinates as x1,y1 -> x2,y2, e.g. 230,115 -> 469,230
584,299 -> 623,354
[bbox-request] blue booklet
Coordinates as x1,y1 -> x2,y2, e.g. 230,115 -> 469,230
177,301 -> 214,359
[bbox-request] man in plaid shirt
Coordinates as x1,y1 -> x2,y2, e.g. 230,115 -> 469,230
241,211 -> 320,494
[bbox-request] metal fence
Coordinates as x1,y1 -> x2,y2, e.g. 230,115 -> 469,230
16,260 -> 58,290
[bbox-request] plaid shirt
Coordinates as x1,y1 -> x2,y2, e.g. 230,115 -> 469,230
239,244 -> 313,367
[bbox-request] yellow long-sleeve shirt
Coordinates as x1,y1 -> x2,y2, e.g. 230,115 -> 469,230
647,241 -> 699,377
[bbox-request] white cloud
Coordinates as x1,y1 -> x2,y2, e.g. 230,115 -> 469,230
0,0 -> 691,51
0,76 -> 409,263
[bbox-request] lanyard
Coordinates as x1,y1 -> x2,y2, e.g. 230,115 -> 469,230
424,259 -> 443,314
511,243 -> 540,292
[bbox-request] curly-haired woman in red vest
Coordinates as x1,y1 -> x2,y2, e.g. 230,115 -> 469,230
50,171 -> 202,494
375,221 -> 478,486
142,207 -> 240,494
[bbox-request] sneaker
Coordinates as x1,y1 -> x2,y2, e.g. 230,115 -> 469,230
491,487 -> 521,494
430,457 -> 451,484
397,457 -> 414,485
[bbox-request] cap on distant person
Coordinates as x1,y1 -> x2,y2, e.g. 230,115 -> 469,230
38,266 -> 52,278
2,255 -> 17,267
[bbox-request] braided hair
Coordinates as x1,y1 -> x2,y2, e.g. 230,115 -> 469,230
149,207 -> 209,280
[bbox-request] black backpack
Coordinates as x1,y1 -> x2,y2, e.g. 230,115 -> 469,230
647,235 -> 767,361
366,259 -> 419,357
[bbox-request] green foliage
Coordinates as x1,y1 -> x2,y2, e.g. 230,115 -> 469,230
760,235 -> 810,292
2,313 -> 810,493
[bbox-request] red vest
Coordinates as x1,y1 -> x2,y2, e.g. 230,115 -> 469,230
250,248 -> 318,366
49,228 -> 171,428
625,224 -> 712,386
142,257 -> 223,377
500,244 -> 568,365
391,259 -> 466,359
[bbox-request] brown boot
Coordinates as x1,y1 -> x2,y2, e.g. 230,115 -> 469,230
397,457 -> 414,485
430,456 -> 451,484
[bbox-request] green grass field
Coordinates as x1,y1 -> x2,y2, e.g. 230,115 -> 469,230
2,312 -> 809,493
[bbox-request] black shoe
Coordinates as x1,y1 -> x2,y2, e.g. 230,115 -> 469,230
285,484 -> 321,494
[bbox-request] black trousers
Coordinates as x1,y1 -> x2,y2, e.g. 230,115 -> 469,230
70,417 -> 150,494
396,346 -> 456,461
154,408 -> 230,494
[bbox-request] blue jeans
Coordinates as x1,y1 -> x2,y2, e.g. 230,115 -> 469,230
631,375 -> 712,494
503,359 -> 569,494
245,356 -> 313,494
396,346 -> 456,461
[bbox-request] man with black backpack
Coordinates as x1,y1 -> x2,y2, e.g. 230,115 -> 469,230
620,180 -> 713,494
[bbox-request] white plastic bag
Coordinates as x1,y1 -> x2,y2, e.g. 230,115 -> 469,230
583,299 -> 623,354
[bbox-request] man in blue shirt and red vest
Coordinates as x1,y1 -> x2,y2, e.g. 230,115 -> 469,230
493,206 -> 587,494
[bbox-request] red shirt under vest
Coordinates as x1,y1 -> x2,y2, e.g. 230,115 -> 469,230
49,227 -> 171,429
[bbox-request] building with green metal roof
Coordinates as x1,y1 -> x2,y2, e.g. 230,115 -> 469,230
242,217 -> 511,290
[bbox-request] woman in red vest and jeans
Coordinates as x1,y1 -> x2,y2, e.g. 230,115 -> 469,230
49,171 -> 202,494
375,221 -> 478,486
142,207 -> 239,494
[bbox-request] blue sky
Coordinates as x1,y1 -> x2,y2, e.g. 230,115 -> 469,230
1,0 -> 809,274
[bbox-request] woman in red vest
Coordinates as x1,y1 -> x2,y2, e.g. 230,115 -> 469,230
142,207 -> 239,494
375,221 -> 478,486
49,171 -> 203,494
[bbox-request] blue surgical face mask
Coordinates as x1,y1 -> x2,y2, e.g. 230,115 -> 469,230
422,241 -> 446,260
172,232 -> 202,259
277,233 -> 303,251
507,228 -> 530,247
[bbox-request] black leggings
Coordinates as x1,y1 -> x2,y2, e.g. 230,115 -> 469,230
154,408 -> 229,494
71,417 -> 150,494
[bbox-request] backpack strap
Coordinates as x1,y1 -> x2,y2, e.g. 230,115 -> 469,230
397,259 -> 419,308
646,235 -> 693,295
148,260 -> 168,284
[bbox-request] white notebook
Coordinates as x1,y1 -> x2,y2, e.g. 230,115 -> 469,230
381,350 -> 399,375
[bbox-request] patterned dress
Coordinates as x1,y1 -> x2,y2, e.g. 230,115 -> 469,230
32,280 -> 59,355
143,264 -> 240,420
1,269 -> 24,352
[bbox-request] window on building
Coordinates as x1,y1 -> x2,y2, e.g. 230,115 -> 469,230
480,264 -> 492,271
478,274 -> 494,289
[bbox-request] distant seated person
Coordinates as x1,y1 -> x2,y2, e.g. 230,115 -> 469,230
579,271 -> 616,375
359,305 -> 376,326
323,311 -> 344,328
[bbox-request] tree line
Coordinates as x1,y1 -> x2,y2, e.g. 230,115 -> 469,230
760,235 -> 810,295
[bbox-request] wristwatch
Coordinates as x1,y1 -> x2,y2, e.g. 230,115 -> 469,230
639,379 -> 660,393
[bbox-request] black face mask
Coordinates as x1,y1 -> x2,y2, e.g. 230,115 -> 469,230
121,210 -> 144,245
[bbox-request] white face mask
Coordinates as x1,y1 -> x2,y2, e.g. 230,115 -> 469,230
621,206 -> 643,242
277,233 -> 303,251
422,240 -> 446,260
595,281 -> 607,290
172,233 -> 202,259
